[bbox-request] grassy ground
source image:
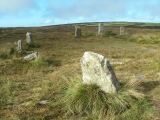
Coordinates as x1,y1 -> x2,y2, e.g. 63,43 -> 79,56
0,23 -> 160,119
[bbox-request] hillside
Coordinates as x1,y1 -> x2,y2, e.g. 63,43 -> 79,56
0,22 -> 160,119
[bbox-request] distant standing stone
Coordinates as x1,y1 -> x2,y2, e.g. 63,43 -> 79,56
81,51 -> 120,93
26,32 -> 34,44
98,23 -> 104,34
17,39 -> 22,51
75,26 -> 81,37
24,52 -> 38,61
120,26 -> 125,35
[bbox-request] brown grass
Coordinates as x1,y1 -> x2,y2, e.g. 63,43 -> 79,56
0,23 -> 160,119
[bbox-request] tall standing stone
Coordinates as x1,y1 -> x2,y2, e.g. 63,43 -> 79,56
17,39 -> 22,51
75,26 -> 81,38
26,32 -> 34,44
98,23 -> 104,35
120,26 -> 125,35
81,51 -> 120,93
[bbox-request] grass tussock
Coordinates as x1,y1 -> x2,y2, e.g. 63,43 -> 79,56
103,30 -> 117,37
63,79 -> 154,119
136,33 -> 160,44
82,31 -> 96,38
30,58 -> 53,67
24,43 -> 40,51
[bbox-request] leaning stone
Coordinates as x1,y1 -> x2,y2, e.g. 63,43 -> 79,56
98,23 -> 104,34
81,51 -> 120,93
24,52 -> 38,61
75,26 -> 81,37
26,32 -> 34,44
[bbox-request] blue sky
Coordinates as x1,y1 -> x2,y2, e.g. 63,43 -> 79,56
1,0 -> 160,27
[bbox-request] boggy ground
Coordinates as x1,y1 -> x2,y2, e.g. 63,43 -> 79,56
0,24 -> 160,119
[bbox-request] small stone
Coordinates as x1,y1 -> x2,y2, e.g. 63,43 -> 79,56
24,52 -> 38,61
81,51 -> 120,93
39,100 -> 48,105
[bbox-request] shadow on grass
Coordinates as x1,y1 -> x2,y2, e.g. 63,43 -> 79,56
140,81 -> 160,93
52,60 -> 61,67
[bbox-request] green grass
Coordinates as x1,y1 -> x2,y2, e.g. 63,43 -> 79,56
63,78 -> 155,119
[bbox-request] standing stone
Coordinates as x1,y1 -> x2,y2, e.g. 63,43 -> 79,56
81,51 -> 120,93
120,26 -> 125,35
24,52 -> 38,61
75,26 -> 81,37
98,23 -> 104,34
17,39 -> 22,51
26,32 -> 34,44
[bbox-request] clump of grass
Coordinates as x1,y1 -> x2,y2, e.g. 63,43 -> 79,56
0,58 -> 29,74
115,34 -> 129,39
30,58 -> 52,67
63,79 -> 154,119
82,31 -> 96,38
24,43 -> 40,51
0,52 -> 8,59
14,50 -> 27,57
103,30 -> 117,37
0,77 -> 11,106
136,34 -> 160,44
0,47 -> 16,59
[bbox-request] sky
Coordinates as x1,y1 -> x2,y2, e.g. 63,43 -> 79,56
1,0 -> 160,27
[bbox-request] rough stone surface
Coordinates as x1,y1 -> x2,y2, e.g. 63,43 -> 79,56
81,51 -> 120,93
17,39 -> 22,51
98,23 -> 104,34
75,26 -> 81,37
120,26 -> 125,35
26,32 -> 34,44
135,73 -> 145,80
24,52 -> 38,61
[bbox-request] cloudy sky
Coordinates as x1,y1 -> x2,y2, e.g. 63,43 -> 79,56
1,0 -> 160,27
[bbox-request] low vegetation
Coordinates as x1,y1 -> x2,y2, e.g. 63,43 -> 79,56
0,23 -> 160,119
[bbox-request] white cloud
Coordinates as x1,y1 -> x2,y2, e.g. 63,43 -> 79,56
44,19 -> 53,24
0,0 -> 37,13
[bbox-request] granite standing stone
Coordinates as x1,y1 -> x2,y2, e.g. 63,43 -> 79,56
81,51 -> 120,93
120,26 -> 125,35
26,32 -> 34,44
17,39 -> 22,51
75,26 -> 81,37
98,23 -> 104,34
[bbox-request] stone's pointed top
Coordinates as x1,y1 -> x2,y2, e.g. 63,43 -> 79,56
81,51 -> 120,93
83,51 -> 104,62
26,32 -> 31,36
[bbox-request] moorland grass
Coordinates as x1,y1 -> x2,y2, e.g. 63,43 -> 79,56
62,78 -> 155,120
0,24 -> 160,119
